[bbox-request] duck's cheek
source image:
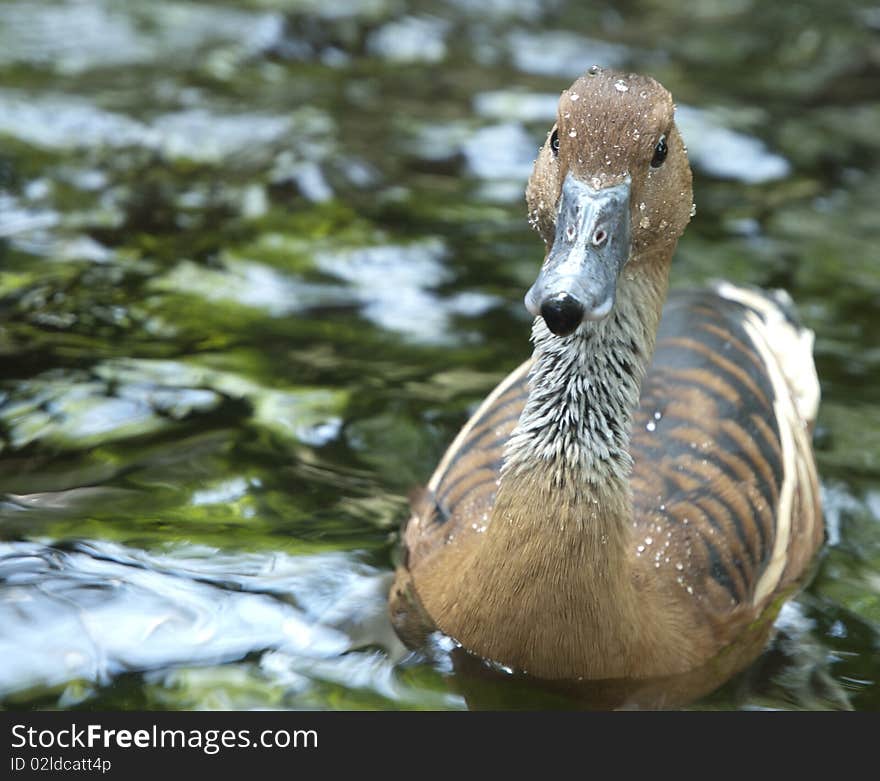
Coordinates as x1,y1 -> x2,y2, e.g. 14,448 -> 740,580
525,172 -> 565,245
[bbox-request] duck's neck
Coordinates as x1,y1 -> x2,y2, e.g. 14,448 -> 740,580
421,252 -> 677,680
502,251 -> 668,499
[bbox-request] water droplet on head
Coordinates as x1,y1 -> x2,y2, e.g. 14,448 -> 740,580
614,79 -> 629,93
568,128 -> 577,138
570,92 -> 580,101
646,420 -> 656,432
588,64 -> 600,75
640,216 -> 651,229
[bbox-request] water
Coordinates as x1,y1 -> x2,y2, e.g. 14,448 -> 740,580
1,0 -> 878,710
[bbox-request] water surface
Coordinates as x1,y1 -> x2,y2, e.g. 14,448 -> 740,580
1,0 -> 878,710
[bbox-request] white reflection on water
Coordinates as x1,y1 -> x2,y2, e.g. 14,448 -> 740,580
0,1 -> 282,73
151,241 -> 498,345
0,540 -> 406,700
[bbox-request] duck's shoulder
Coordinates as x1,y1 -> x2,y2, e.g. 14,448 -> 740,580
651,284 -> 818,421
631,284 -> 823,617
399,360 -> 531,575
390,360 -> 532,645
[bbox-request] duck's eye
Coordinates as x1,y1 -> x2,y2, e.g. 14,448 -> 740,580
650,134 -> 668,168
550,128 -> 560,157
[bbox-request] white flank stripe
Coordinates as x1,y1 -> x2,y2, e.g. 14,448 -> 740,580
714,282 -> 817,606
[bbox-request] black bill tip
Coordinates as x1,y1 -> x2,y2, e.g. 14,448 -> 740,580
540,293 -> 585,336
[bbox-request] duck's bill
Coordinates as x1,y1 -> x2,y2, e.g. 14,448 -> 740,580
525,173 -> 631,335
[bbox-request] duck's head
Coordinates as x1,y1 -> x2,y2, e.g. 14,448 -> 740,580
525,67 -> 694,337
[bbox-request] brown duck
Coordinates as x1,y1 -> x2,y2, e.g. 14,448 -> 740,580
389,67 -> 823,705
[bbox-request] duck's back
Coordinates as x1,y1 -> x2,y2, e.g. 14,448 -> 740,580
395,283 -> 822,644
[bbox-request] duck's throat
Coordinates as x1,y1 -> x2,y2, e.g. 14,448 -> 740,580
503,273 -> 662,492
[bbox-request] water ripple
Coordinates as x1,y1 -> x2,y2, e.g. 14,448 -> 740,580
0,540 -> 400,701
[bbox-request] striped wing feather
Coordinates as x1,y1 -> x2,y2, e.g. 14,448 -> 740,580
403,289 -> 822,620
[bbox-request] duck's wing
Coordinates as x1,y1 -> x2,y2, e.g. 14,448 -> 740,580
401,360 -> 530,572
631,285 -> 823,618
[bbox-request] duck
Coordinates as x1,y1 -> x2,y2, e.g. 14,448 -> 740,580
388,66 -> 823,706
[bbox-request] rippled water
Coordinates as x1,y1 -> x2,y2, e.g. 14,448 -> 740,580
1,0 -> 878,710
